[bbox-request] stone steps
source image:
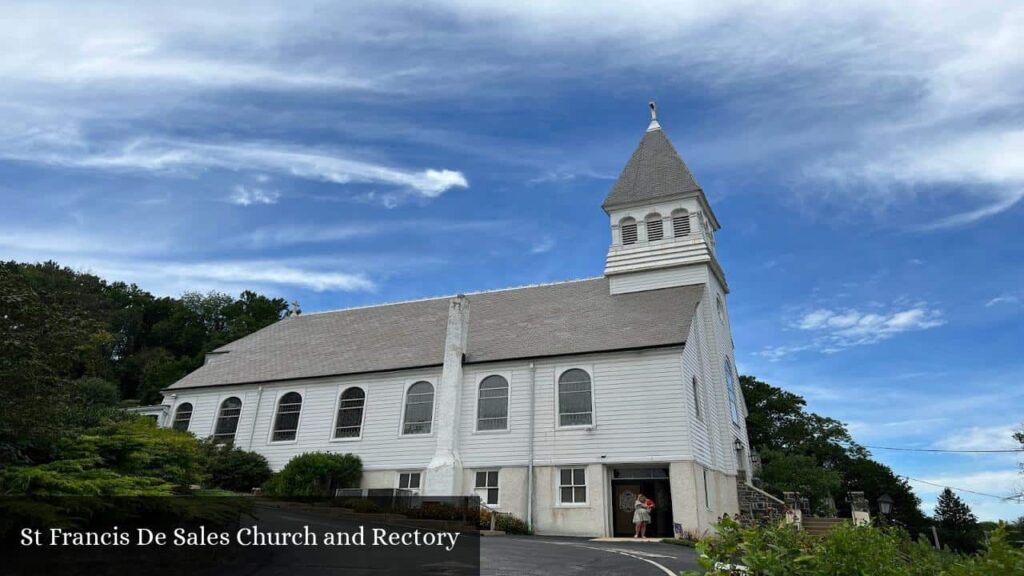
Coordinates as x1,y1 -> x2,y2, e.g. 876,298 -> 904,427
802,518 -> 847,536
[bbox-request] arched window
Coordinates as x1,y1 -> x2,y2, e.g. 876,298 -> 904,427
672,209 -> 691,237
477,375 -> 509,431
620,217 -> 638,245
172,402 -> 193,432
271,392 -> 302,442
645,213 -> 664,241
558,369 -> 593,427
402,381 -> 434,435
213,397 -> 242,443
334,387 -> 366,439
716,295 -> 726,324
724,360 -> 740,426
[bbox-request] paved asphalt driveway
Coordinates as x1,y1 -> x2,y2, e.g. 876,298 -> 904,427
482,536 -> 701,575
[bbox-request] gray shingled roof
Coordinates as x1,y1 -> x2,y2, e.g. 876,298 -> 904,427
166,278 -> 702,390
602,127 -> 702,210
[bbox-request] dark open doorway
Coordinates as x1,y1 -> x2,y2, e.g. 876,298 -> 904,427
610,467 -> 673,537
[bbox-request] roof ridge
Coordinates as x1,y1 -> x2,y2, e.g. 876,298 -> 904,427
299,276 -> 606,317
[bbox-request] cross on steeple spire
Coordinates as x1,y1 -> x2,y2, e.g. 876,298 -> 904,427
647,101 -> 661,132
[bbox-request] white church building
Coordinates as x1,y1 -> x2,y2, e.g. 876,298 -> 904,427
161,104 -> 752,538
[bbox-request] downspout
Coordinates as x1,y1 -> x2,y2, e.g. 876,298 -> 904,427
247,385 -> 264,451
527,362 -> 536,532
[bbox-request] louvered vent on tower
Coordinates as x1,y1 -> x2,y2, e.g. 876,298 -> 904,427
621,219 -> 638,245
672,210 -> 691,237
646,217 -> 664,241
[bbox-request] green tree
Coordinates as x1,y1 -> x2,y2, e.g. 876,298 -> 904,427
741,375 -> 866,464
0,263 -> 97,463
758,450 -> 842,514
1015,426 -> 1023,502
136,348 -> 192,405
836,456 -> 929,532
934,487 -> 980,553
739,374 -> 929,532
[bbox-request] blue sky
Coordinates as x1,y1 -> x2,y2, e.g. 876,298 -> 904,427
2,2 -> 1022,519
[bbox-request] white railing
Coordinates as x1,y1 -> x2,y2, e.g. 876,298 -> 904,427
480,502 -> 514,532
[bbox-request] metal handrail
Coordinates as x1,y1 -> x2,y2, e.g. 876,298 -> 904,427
479,502 -> 512,532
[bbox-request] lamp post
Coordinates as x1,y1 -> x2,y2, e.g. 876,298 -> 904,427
877,494 -> 894,526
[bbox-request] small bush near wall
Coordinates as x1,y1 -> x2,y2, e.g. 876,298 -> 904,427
262,452 -> 362,498
197,439 -> 272,493
341,499 -> 381,513
477,509 -> 532,535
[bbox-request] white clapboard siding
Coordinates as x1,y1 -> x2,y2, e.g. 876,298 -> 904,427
529,348 -> 692,465
165,347 -> 706,471
165,368 -> 441,472
609,265 -> 708,294
680,304 -> 714,468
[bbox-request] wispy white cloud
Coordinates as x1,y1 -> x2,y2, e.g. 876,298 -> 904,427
230,185 -> 280,206
909,470 -> 1021,514
233,219 -> 508,249
3,1 -> 1021,226
6,138 -> 469,200
439,1 -> 1024,228
70,257 -> 376,295
530,236 -> 556,254
986,294 -> 1021,307
757,302 -> 946,360
934,424 -> 1022,452
756,344 -> 815,362
0,229 -> 166,256
795,305 -> 945,348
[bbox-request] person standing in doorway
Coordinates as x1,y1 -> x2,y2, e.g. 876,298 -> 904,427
633,493 -> 652,538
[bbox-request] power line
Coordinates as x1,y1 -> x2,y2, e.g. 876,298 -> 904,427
863,445 -> 1024,454
901,475 -> 1022,502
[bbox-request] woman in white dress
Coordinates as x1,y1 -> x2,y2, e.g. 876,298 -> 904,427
633,493 -> 652,538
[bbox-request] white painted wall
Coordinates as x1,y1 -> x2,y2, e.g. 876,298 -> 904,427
164,347 -> 702,472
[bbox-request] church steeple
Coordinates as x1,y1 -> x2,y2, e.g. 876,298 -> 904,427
603,103 -> 726,294
602,102 -> 706,212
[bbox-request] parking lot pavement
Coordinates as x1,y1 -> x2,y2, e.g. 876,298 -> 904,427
482,535 -> 701,575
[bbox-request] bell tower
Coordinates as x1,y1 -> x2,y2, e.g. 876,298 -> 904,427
603,102 -> 726,295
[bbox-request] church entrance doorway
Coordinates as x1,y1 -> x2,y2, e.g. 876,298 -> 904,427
610,467 -> 673,537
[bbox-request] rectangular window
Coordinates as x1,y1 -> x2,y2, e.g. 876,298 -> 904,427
558,467 -> 587,505
475,471 -> 499,506
398,472 -> 421,494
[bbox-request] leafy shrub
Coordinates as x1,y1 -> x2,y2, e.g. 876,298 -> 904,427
407,502 -> 464,521
685,519 -> 1023,576
197,439 -> 272,493
262,452 -> 361,497
495,514 -> 531,535
341,499 -> 381,513
477,508 -> 531,534
0,418 -> 203,496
